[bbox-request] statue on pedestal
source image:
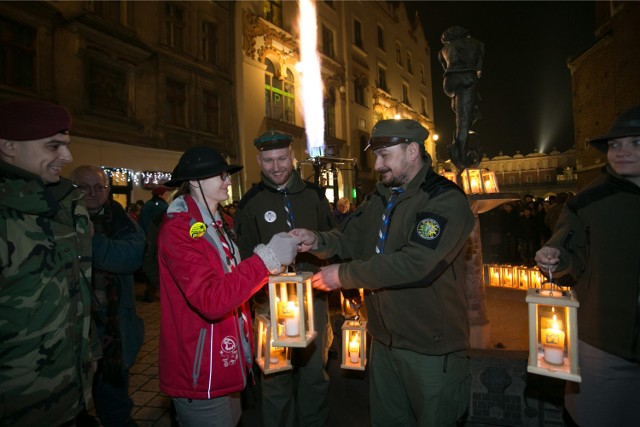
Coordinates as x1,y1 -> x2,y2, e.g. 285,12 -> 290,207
438,26 -> 484,170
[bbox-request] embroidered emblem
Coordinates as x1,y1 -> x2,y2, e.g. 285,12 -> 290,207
220,336 -> 239,367
264,210 -> 277,223
416,218 -> 440,240
189,222 -> 207,239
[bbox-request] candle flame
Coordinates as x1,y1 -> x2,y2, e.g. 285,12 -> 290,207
298,0 -> 325,157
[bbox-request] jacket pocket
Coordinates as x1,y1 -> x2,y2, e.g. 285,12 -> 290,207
192,328 -> 207,390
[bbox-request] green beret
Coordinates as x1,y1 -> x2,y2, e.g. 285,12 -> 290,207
366,119 -> 429,151
253,130 -> 293,151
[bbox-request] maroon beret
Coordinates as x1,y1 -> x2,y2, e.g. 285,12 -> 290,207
0,100 -> 71,141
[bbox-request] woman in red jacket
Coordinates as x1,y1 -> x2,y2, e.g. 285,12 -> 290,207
157,146 -> 299,426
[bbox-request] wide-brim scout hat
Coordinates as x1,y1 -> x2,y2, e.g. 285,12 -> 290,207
253,130 -> 293,151
365,119 -> 429,151
0,100 -> 71,141
165,146 -> 243,187
590,105 -> 640,152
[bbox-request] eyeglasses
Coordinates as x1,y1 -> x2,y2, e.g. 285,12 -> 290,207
77,184 -> 109,194
218,172 -> 231,181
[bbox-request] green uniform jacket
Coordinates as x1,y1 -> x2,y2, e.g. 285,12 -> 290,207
546,166 -> 640,361
234,169 -> 335,271
0,160 -> 100,426
314,163 -> 475,355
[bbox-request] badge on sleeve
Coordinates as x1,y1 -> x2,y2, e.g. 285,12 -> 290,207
190,222 -> 207,239
411,212 -> 447,249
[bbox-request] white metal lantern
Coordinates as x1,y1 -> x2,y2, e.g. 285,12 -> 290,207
255,314 -> 292,374
526,287 -> 581,382
268,272 -> 317,348
341,320 -> 367,370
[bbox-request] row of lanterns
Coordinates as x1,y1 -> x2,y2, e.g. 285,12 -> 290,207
486,264 -> 572,291
255,272 -> 368,375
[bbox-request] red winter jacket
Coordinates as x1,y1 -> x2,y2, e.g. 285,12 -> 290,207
157,195 -> 268,399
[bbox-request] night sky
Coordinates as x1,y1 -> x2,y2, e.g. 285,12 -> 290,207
402,1 -> 596,159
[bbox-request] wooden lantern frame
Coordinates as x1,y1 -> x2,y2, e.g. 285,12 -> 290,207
340,288 -> 365,320
341,320 -> 367,371
255,314 -> 293,374
526,287 -> 581,382
268,272 -> 317,348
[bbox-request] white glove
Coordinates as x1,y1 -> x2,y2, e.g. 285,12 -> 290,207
254,232 -> 300,274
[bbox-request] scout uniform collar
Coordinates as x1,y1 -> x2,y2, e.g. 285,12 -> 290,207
260,168 -> 306,194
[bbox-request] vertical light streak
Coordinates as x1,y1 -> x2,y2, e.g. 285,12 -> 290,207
298,0 -> 325,157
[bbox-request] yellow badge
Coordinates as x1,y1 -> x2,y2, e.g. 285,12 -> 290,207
189,222 -> 207,239
417,218 -> 440,240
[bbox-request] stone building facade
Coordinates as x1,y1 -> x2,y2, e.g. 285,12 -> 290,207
568,0 -> 640,189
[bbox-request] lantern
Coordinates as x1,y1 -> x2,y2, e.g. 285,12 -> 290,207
340,288 -> 365,319
269,272 -> 317,347
341,320 -> 367,370
529,268 -> 544,289
487,265 -> 501,287
500,266 -> 515,288
255,314 -> 293,374
526,287 -> 581,382
481,170 -> 499,193
517,266 -> 530,289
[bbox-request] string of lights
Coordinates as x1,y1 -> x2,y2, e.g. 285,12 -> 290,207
100,166 -> 172,186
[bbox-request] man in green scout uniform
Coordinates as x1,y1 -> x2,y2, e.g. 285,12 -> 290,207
0,100 -> 100,425
234,130 -> 335,427
293,119 -> 475,426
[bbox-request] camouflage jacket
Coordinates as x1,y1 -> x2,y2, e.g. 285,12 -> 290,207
0,160 -> 100,426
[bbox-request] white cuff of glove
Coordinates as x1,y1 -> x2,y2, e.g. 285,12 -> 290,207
254,244 -> 283,275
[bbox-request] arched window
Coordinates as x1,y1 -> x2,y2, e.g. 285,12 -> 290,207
324,88 -> 336,137
264,59 -> 295,124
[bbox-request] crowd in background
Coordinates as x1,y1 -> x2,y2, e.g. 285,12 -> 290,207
479,193 -> 573,267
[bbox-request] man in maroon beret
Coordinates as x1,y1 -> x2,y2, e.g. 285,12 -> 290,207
0,100 -> 101,425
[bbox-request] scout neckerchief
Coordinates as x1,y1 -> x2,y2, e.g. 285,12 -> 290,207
375,187 -> 404,254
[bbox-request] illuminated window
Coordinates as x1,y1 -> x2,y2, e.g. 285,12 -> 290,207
0,16 -> 36,91
166,78 -> 186,127
265,59 -> 294,124
263,1 -> 282,27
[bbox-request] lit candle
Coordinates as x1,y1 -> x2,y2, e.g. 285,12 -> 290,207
348,336 -> 360,364
520,271 -> 529,288
490,270 -> 499,287
283,302 -> 300,336
542,314 -> 565,365
269,343 -> 281,364
470,178 -> 479,193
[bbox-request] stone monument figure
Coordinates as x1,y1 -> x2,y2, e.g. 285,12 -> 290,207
438,26 -> 484,170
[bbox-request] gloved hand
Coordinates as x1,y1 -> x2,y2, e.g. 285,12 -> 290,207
254,232 -> 301,274
267,232 -> 300,266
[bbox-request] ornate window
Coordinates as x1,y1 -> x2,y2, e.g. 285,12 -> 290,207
88,61 -> 127,116
0,16 -> 36,91
264,59 -> 295,124
166,78 -> 186,127
377,64 -> 388,93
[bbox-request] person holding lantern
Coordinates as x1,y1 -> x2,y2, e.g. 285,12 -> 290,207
157,146 -> 301,426
234,130 -> 335,427
535,104 -> 640,427
293,119 -> 475,427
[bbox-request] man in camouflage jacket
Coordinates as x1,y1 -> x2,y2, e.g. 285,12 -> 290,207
0,100 -> 100,426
